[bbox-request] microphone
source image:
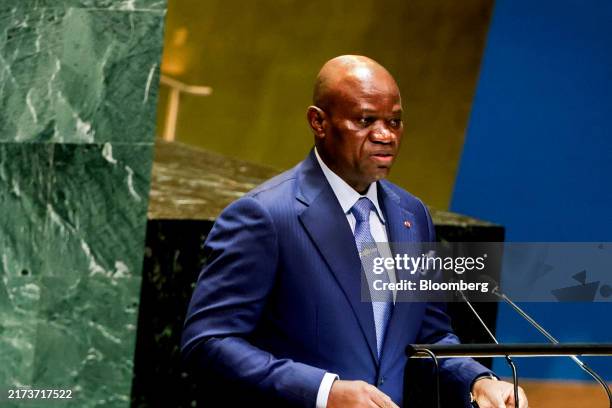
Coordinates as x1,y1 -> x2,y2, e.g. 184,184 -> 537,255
481,276 -> 612,408
455,285 -> 520,408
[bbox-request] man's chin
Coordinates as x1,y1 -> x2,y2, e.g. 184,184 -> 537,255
377,165 -> 392,175
371,169 -> 391,182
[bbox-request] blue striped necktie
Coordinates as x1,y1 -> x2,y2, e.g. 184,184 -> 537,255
350,197 -> 393,357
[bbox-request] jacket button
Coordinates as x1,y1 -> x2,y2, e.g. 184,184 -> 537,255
378,377 -> 385,386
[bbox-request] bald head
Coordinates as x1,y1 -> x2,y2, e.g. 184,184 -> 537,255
306,55 -> 404,194
313,55 -> 400,111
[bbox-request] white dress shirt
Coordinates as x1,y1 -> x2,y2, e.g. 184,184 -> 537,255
313,148 -> 396,408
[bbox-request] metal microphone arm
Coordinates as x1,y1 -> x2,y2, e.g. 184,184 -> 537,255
456,289 -> 520,408
491,286 -> 612,407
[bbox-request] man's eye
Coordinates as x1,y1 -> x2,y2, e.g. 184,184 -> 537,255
358,117 -> 374,126
389,119 -> 402,128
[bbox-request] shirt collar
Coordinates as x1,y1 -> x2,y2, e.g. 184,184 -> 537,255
314,147 -> 385,224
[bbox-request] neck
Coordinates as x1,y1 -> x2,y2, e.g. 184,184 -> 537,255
315,147 -> 371,194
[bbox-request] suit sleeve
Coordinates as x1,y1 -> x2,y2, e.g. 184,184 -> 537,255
181,196 -> 326,407
416,200 -> 494,407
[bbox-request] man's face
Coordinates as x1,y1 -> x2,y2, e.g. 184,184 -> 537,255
318,73 -> 403,193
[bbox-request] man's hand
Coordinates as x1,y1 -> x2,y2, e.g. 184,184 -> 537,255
471,379 -> 529,408
327,380 -> 399,408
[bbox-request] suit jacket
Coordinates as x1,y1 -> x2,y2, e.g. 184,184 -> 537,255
181,150 -> 491,407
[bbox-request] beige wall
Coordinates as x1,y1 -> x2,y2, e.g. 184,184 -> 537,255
157,0 -> 493,210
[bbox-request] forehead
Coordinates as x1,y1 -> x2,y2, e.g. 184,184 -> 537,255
333,72 -> 402,112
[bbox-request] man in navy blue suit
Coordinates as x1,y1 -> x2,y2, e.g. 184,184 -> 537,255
182,55 -> 528,408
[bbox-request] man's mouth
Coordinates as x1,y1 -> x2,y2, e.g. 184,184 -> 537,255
370,153 -> 394,164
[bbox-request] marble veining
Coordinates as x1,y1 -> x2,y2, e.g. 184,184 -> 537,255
148,141 -> 280,220
2,1 -> 166,11
0,0 -> 166,405
0,6 -> 165,143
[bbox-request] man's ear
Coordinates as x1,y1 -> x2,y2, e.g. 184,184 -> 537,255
307,106 -> 327,140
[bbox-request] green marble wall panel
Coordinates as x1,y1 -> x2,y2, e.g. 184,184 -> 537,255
0,272 -> 39,392
0,144 -> 156,406
4,1 -> 166,10
0,143 -> 153,279
0,0 -> 166,406
32,275 -> 142,406
0,7 -> 165,143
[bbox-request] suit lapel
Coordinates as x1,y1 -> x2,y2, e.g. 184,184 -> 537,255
377,182 -> 422,371
297,152 -> 379,363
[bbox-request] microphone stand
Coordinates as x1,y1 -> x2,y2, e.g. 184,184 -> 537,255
417,347 -> 441,408
456,289 -> 520,408
490,285 -> 612,408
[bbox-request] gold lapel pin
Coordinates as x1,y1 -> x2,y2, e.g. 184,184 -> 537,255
403,220 -> 412,228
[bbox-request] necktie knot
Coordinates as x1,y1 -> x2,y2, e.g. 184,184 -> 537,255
350,197 -> 375,223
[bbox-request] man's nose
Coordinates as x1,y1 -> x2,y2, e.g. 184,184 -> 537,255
370,122 -> 395,143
